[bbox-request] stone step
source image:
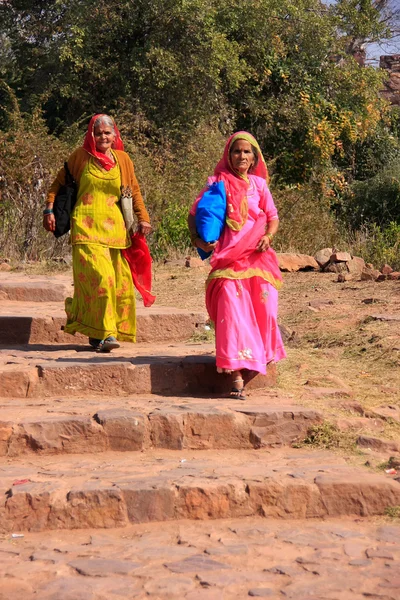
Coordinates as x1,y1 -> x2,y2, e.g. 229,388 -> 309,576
0,403 -> 322,457
1,447 -> 399,532
0,354 -> 277,398
2,517 -> 400,599
0,303 -> 206,344
0,280 -> 71,302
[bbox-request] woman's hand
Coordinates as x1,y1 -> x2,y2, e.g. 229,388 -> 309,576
137,221 -> 152,235
43,213 -> 56,232
256,234 -> 272,252
195,238 -> 217,253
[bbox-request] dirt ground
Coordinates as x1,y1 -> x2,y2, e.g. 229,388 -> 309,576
153,262 -> 400,449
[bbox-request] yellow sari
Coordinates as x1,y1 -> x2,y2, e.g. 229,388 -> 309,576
64,156 -> 136,342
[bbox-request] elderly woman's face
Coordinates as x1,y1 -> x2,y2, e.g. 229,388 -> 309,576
230,139 -> 255,175
94,123 -> 116,154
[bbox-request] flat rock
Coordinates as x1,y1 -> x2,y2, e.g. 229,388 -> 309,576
277,253 -> 319,272
68,557 -> 141,576
357,435 -> 400,453
370,314 -> 400,322
164,554 -> 229,573
248,589 -> 275,597
0,282 -> 69,302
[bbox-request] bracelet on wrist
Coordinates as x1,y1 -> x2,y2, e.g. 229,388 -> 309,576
265,232 -> 274,242
43,208 -> 54,215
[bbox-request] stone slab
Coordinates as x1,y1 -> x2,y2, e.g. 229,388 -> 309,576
0,304 -> 206,344
0,356 -> 277,398
0,282 -> 70,302
1,447 -> 399,532
0,404 -> 322,457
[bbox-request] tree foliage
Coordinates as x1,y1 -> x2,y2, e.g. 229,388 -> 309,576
0,0 -> 399,260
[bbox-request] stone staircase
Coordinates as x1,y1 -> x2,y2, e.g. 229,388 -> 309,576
1,273 -> 399,599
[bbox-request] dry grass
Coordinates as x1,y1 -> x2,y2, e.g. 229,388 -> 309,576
152,264 -> 400,456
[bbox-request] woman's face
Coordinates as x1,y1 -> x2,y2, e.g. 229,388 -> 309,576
230,139 -> 255,175
94,123 -> 116,154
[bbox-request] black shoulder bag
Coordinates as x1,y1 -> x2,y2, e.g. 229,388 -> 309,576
53,162 -> 78,238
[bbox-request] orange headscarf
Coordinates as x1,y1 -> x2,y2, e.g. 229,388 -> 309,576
214,131 -> 269,231
83,114 -> 124,171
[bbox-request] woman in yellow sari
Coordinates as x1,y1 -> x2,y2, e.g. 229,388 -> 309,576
43,114 -> 151,352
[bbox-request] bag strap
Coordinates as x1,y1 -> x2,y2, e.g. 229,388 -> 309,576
64,161 -> 76,186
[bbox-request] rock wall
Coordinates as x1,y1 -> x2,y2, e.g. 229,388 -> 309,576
380,54 -> 400,105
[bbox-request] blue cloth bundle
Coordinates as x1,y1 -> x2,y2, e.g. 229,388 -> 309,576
195,180 -> 226,260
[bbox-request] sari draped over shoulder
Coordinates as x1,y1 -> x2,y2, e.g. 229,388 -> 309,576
190,131 -> 286,375
64,115 -> 154,343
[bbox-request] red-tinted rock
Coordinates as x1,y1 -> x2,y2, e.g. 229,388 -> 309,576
93,409 -> 145,451
315,473 -> 400,516
357,435 -> 400,453
388,271 -> 400,280
381,264 -> 394,275
361,268 -> 380,281
277,253 -> 319,272
8,416 -> 107,456
347,256 -> 366,274
331,252 -> 352,263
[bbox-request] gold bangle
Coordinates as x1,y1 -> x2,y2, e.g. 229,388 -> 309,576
265,232 -> 274,242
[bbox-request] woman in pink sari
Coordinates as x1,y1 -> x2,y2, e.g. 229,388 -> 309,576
188,132 -> 286,399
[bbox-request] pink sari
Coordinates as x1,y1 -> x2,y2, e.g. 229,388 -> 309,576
191,132 -> 286,375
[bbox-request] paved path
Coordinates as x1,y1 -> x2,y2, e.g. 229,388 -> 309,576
0,272 -> 399,598
1,517 -> 399,599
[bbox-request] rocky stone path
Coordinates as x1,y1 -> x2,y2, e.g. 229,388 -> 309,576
1,517 -> 399,599
1,272 -> 399,598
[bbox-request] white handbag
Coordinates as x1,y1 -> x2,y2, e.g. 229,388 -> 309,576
120,186 -> 135,233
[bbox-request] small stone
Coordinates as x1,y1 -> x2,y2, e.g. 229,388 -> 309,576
185,256 -> 204,268
248,589 -> 274,597
331,251 -> 352,263
381,264 -> 393,275
361,268 -> 380,281
357,435 -> 400,453
388,271 -> 400,280
338,272 -> 353,282
0,263 -> 12,271
366,548 -> 394,560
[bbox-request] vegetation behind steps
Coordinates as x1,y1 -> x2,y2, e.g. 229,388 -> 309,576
0,0 -> 399,263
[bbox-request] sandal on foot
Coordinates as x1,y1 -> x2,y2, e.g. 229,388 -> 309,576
96,336 -> 120,353
230,378 -> 246,400
89,337 -> 102,350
